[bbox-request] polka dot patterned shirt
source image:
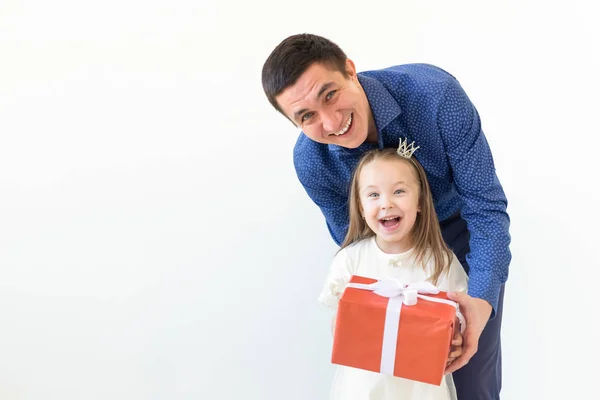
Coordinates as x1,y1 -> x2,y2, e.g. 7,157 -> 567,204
293,63 -> 511,313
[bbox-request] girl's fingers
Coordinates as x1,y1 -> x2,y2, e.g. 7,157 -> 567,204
448,347 -> 462,359
452,336 -> 463,346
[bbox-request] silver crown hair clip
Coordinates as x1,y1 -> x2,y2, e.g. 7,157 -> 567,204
396,137 -> 420,159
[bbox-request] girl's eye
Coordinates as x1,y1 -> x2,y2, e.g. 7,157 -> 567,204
368,193 -> 379,198
395,189 -> 405,194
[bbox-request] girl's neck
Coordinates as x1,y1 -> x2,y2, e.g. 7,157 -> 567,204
374,235 -> 414,255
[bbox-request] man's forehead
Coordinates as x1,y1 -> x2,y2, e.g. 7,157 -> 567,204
278,76 -> 320,109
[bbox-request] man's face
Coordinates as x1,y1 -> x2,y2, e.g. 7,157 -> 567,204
275,60 -> 375,149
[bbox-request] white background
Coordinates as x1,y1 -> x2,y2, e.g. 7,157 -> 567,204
1,1 -> 598,399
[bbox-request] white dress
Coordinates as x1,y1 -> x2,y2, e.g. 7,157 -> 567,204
318,237 -> 469,400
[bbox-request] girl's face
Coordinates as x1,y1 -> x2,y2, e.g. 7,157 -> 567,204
358,158 -> 421,254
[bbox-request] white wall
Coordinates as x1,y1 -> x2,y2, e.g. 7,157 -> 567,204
1,1 -> 598,399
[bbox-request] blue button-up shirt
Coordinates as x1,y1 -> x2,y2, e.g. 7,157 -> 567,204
293,63 -> 511,314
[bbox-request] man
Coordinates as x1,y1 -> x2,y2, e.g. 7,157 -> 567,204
262,33 -> 510,400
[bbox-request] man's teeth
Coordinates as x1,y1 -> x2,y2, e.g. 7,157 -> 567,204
332,114 -> 352,136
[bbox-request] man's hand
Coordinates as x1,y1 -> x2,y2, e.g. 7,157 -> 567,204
444,291 -> 492,374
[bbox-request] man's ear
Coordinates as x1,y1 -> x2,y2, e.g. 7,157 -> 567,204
345,59 -> 357,80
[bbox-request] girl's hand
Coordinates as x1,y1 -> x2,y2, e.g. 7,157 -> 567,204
331,314 -> 336,336
445,330 -> 463,371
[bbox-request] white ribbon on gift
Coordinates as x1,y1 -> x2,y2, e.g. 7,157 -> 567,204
345,279 -> 465,376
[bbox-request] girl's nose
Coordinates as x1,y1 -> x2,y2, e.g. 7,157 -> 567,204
381,202 -> 393,210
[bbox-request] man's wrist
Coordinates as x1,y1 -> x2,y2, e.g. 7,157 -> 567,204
467,271 -> 502,318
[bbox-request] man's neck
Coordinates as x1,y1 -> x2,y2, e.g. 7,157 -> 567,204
365,115 -> 378,144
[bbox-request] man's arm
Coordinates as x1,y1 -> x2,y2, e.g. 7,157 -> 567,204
437,76 -> 512,317
296,179 -> 348,246
293,143 -> 349,246
437,75 -> 511,373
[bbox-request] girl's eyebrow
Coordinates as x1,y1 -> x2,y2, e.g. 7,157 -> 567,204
363,181 -> 406,190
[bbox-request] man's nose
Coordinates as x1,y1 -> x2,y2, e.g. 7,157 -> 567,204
321,110 -> 342,133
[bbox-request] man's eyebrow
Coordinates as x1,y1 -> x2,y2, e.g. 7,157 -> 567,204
293,108 -> 308,121
292,82 -> 336,122
317,82 -> 335,99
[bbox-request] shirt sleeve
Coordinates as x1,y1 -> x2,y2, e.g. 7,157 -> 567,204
437,78 -> 512,318
317,249 -> 354,311
293,150 -> 349,246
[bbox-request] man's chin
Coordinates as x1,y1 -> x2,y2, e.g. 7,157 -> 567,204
343,142 -> 362,149
328,135 -> 365,149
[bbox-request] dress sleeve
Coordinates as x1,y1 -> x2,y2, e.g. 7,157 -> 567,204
445,254 -> 469,333
317,248 -> 354,310
446,253 -> 469,294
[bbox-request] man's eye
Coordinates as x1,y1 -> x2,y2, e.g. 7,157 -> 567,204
326,90 -> 337,101
302,112 -> 314,122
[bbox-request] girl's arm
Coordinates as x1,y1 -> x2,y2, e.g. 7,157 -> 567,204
317,248 -> 353,310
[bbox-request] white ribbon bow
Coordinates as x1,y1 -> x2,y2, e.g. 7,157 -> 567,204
346,279 -> 441,306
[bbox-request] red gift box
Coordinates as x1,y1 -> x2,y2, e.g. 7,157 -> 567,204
332,275 -> 458,386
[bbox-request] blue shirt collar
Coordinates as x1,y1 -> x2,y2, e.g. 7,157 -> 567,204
328,73 -> 402,153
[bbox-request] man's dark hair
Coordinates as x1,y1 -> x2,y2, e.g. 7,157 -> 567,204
261,33 -> 348,116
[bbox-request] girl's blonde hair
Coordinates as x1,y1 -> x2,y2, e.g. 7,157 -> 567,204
340,148 -> 453,285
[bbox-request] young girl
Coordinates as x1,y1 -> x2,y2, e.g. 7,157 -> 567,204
318,143 -> 468,400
